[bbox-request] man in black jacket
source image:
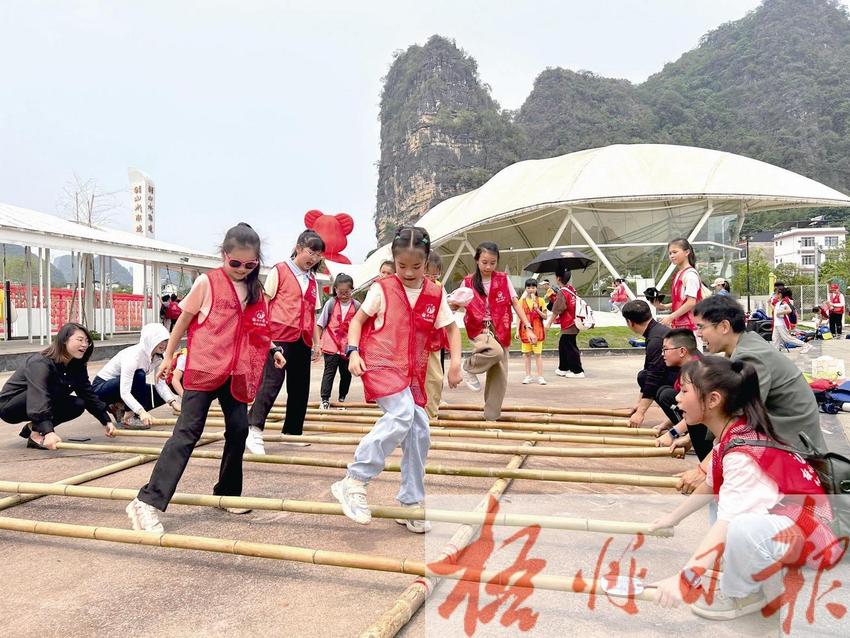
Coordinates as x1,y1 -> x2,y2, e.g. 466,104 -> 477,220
0,323 -> 115,449
622,300 -> 679,428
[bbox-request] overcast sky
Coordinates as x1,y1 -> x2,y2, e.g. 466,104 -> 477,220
3,0 -> 840,264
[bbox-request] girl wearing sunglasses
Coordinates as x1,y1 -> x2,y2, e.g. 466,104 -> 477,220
126,222 -> 284,532
246,228 -> 326,454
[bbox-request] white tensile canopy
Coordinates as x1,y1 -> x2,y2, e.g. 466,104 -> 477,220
330,144 -> 850,295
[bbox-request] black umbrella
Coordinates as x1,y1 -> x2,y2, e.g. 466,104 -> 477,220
523,249 -> 595,274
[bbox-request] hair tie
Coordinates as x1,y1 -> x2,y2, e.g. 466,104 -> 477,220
730,360 -> 744,374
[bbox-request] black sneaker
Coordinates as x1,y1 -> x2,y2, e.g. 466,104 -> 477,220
18,423 -> 33,440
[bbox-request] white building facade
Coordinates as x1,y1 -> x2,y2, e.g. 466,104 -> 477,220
773,226 -> 847,271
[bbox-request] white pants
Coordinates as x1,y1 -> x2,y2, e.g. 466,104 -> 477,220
346,387 -> 430,505
722,513 -> 798,598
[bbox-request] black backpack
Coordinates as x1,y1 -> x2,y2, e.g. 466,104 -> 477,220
589,337 -> 609,348
724,433 -> 850,539
788,302 -> 798,325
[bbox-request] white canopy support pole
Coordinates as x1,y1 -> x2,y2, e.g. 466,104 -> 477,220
442,240 -> 467,284
107,257 -> 114,338
656,202 -> 715,290
38,247 -> 44,345
99,255 -> 106,341
24,247 -> 33,343
531,208 -> 572,281
143,261 -> 148,327
77,252 -> 83,323
720,202 -> 747,279
45,248 -> 51,339
567,211 -> 636,300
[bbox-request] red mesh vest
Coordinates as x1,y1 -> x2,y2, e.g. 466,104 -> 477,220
183,268 -> 271,403
320,299 -> 356,356
713,419 -> 840,569
165,347 -> 187,387
269,262 -> 317,345
671,267 -> 703,330
830,292 -> 845,314
360,276 -> 442,407
463,271 -> 513,347
557,285 -> 577,330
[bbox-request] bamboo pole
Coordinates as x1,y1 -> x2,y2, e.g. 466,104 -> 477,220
154,416 -> 655,437
0,481 -> 671,537
0,516 -> 656,600
301,423 -> 657,447
214,407 -> 631,428
113,430 -> 680,459
298,400 -> 634,418
54,442 -> 679,488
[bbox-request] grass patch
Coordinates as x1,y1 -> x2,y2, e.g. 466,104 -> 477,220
459,326 -> 636,351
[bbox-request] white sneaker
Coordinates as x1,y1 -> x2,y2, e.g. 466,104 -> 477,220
320,400 -> 330,410
245,426 -> 266,455
126,498 -> 164,533
690,589 -> 766,620
395,503 -> 432,534
522,375 -> 533,384
281,440 -> 311,447
555,369 -> 568,377
572,372 -> 586,378
537,376 -> 547,385
800,344 -> 813,354
462,367 -> 481,391
331,477 -> 372,524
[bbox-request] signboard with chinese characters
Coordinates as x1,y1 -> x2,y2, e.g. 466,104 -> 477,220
128,167 -> 155,238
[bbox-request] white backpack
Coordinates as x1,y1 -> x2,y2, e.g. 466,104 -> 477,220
564,287 -> 595,331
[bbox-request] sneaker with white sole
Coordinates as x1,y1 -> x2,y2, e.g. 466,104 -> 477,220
331,477 -> 372,524
120,415 -> 150,430
522,375 -> 533,384
281,440 -> 311,447
245,426 -> 266,455
395,503 -> 432,534
218,505 -> 252,515
126,498 -> 164,533
537,376 -> 547,385
320,400 -> 330,410
555,369 -> 568,377
690,589 -> 766,620
462,367 -> 481,391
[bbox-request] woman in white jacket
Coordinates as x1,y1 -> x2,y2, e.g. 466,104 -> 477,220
92,323 -> 180,429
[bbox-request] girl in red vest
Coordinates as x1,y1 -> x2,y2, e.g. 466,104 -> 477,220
332,227 -> 462,533
454,242 -> 537,421
317,273 -> 360,410
650,357 -> 841,620
126,223 -> 284,532
657,238 -> 703,334
246,229 -> 325,455
827,282 -> 845,336
545,267 -> 584,378
424,251 -> 450,418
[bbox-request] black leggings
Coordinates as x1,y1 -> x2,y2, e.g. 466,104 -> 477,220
320,353 -> 352,402
829,312 -> 843,336
137,379 -> 247,511
0,393 -> 86,436
558,333 -> 583,373
248,340 -> 311,433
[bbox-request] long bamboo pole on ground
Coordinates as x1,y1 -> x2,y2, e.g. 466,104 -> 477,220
156,416 -> 655,437
299,400 -> 634,418
214,407 -> 631,428
54,442 -> 679,488
0,481 -> 671,537
113,430 -> 680,459
0,516 -> 656,601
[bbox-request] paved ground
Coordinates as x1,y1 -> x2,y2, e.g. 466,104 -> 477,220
1,339 -> 848,637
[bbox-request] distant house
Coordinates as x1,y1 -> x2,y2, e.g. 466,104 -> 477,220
773,226 -> 847,272
738,230 -> 776,265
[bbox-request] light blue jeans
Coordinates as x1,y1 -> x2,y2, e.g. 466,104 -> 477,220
346,387 -> 430,505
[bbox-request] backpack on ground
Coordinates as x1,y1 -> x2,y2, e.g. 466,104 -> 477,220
724,433 -> 850,540
588,337 -> 608,348
563,288 -> 595,331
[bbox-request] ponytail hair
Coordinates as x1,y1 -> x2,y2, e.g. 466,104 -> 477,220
471,241 -> 500,297
681,357 -> 785,444
331,273 -> 354,296
391,226 -> 431,259
668,237 -> 696,268
220,222 -> 263,306
291,230 -> 326,273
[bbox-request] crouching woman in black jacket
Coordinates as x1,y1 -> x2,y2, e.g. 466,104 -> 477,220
0,323 -> 116,449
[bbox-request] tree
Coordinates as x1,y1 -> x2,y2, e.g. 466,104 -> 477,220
819,242 -> 850,287
732,248 -> 772,296
773,262 -> 814,286
57,173 -> 121,227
